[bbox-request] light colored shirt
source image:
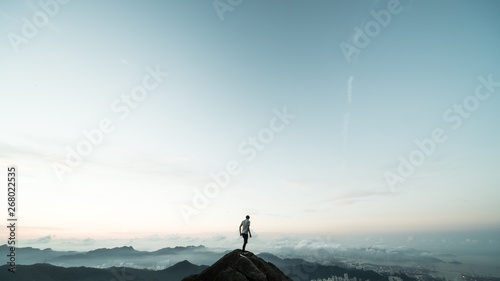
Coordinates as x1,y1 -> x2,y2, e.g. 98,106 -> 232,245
240,219 -> 250,234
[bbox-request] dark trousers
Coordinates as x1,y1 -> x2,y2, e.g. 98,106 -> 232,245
241,234 -> 248,251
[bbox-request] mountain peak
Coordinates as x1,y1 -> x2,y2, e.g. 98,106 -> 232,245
183,249 -> 293,281
87,246 -> 138,255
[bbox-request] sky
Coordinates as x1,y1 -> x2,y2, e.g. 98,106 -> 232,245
1,0 -> 499,245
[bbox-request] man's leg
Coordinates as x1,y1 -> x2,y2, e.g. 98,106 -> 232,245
242,234 -> 248,252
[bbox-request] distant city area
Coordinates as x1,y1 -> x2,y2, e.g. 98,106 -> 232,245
312,274 -> 404,281
317,259 -> 500,281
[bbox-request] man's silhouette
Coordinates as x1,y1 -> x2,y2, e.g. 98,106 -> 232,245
239,215 -> 252,253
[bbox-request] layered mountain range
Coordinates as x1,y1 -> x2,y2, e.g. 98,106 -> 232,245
0,245 -> 417,281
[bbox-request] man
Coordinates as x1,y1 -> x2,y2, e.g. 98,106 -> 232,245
239,215 -> 252,253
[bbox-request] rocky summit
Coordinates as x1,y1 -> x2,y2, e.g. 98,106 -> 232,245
183,249 -> 293,281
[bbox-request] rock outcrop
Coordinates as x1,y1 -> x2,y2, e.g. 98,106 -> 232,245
183,249 -> 293,281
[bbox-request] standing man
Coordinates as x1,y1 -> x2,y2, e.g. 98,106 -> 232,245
239,215 -> 252,253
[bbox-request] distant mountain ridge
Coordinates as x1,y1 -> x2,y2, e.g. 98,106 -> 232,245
0,261 -> 207,281
0,244 -> 219,269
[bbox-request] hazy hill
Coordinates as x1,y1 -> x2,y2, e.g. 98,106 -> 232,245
0,244 -> 224,269
0,245 -> 78,265
0,260 -> 207,281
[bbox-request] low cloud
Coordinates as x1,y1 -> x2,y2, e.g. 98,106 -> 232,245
282,180 -> 307,190
329,189 -> 393,206
28,235 -> 53,244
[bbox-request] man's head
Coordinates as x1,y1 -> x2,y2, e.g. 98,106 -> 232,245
246,215 -> 250,219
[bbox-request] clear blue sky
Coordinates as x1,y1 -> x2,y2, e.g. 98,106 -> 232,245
0,0 -> 499,241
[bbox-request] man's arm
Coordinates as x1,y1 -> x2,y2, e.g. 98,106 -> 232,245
239,222 -> 243,235
248,225 -> 252,237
